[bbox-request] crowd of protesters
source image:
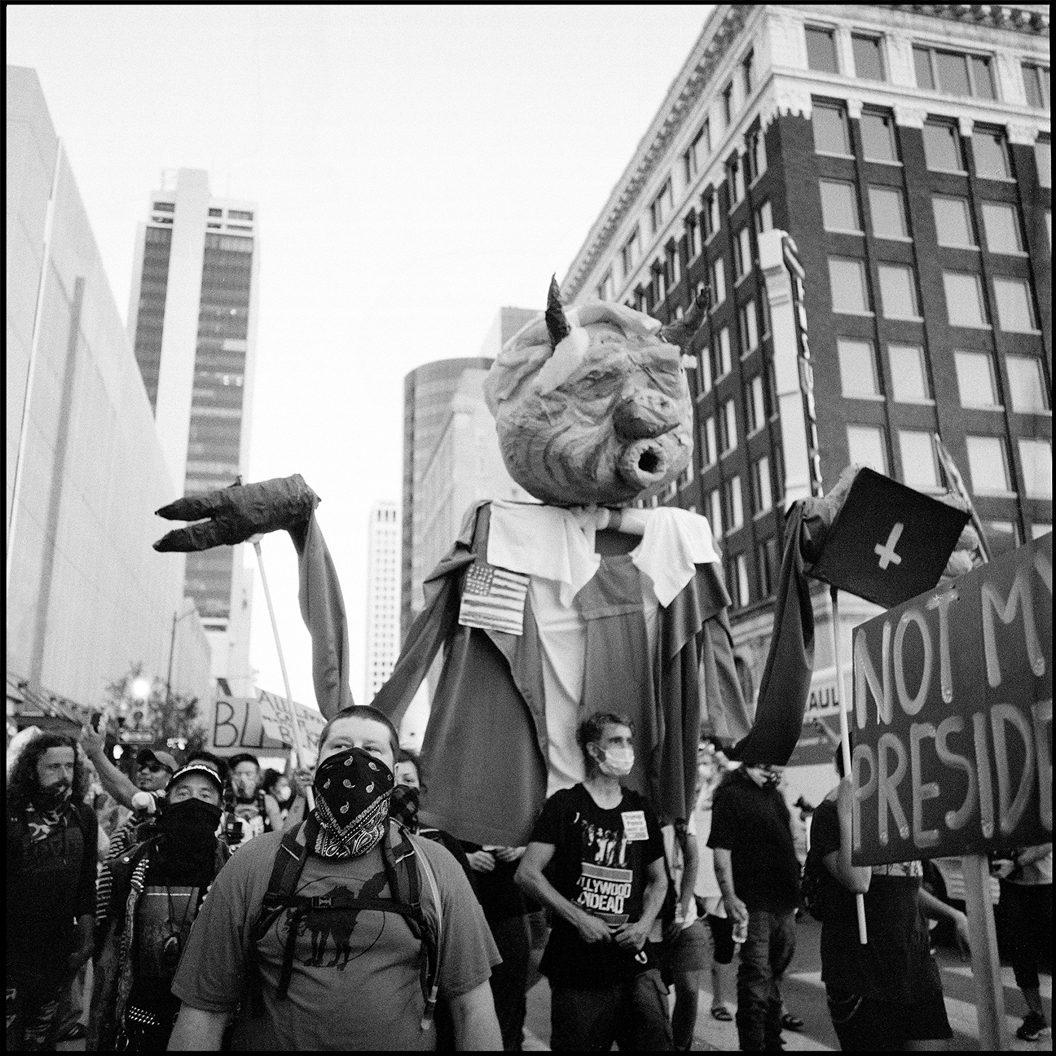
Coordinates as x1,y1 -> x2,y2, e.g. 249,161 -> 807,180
5,711 -> 1050,1051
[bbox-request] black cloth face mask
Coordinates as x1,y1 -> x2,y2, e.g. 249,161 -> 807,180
388,783 -> 420,831
312,746 -> 394,858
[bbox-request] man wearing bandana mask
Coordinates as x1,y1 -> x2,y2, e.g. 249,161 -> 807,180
169,705 -> 502,1051
6,733 -> 98,1051
89,763 -> 229,1051
708,762 -> 801,1052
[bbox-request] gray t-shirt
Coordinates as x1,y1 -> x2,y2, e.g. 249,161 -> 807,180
172,828 -> 500,1050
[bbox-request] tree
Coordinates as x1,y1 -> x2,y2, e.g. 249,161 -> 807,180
102,662 -> 204,754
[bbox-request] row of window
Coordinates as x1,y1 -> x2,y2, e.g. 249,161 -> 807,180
847,427 -> 1051,500
837,338 -> 1049,413
814,100 -> 1052,187
828,256 -> 1041,333
804,22 -> 1048,110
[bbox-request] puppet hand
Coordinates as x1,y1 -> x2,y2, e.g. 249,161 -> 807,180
153,474 -> 320,552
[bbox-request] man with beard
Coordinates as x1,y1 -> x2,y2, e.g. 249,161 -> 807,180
88,763 -> 230,1050
226,753 -> 283,849
6,732 -> 97,1050
168,705 -> 502,1050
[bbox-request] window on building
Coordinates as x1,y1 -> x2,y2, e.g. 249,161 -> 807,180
739,300 -> 758,356
713,327 -> 732,379
704,193 -> 720,240
703,416 -> 717,465
755,200 -> 773,235
868,186 -> 907,238
889,343 -> 930,401
653,262 -> 667,305
728,155 -> 745,207
1037,136 -> 1051,188
748,128 -> 767,182
943,271 -> 988,327
722,81 -> 734,126
719,398 -> 738,454
981,202 -> 1024,254
932,196 -> 976,247
923,120 -> 964,171
758,537 -> 778,596
711,257 -> 727,307
1023,63 -> 1051,109
861,110 -> 898,162
966,435 -> 1011,493
760,290 -> 772,336
153,201 -> 175,213
852,33 -> 886,81
688,217 -> 702,261
708,488 -> 723,538
829,257 -> 870,314
228,209 -> 254,221
723,477 -> 745,533
806,25 -> 839,73
684,128 -> 704,184
1006,355 -> 1049,413
847,425 -> 888,473
1033,523 -> 1054,540
745,375 -> 765,432
993,278 -> 1037,333
899,430 -> 941,490
751,455 -> 772,514
734,227 -> 752,280
596,270 -> 614,301
838,338 -> 880,396
742,50 -> 755,96
878,264 -> 920,319
621,227 -> 640,277
954,350 -> 999,407
914,45 -> 995,99
666,243 -> 681,289
207,207 -> 222,217
820,180 -> 860,231
813,101 -> 850,155
972,128 -> 1010,179
733,554 -> 751,607
651,179 -> 673,234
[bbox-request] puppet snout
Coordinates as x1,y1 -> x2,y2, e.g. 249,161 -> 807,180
612,391 -> 680,440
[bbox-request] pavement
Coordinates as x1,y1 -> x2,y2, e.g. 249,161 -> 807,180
56,915 -> 1051,1052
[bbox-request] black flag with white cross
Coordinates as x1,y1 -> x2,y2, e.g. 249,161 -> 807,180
808,467 -> 970,609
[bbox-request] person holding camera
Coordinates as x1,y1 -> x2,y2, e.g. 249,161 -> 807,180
88,763 -> 230,1051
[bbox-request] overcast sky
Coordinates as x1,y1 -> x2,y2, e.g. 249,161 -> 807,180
7,4 -> 712,707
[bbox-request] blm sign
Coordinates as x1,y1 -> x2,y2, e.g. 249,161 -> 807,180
850,533 -> 1052,866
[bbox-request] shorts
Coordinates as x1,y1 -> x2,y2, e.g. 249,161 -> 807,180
825,986 -> 952,1050
664,919 -> 709,975
706,913 -> 735,965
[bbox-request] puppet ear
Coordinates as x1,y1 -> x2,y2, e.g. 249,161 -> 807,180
545,275 -> 571,350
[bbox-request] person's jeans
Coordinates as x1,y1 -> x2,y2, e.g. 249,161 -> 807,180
735,909 -> 796,1051
550,968 -> 673,1051
488,914 -> 531,1050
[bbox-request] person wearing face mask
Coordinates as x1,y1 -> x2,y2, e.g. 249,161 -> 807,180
6,732 -> 98,1051
708,759 -> 801,1052
516,711 -> 672,1051
88,763 -> 230,1051
226,753 -> 284,849
167,705 -> 502,1051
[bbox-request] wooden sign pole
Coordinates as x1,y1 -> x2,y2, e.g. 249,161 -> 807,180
830,586 -> 868,945
961,852 -> 1007,1050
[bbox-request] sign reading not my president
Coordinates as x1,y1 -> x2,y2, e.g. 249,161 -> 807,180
850,533 -> 1052,866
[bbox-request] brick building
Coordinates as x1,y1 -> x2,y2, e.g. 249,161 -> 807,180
561,5 -> 1050,777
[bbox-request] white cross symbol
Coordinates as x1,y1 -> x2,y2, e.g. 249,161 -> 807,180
874,522 -> 904,570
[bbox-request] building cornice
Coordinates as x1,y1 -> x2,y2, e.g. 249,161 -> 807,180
562,2 -> 1050,301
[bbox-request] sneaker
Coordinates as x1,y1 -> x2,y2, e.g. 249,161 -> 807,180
1016,1013 -> 1051,1042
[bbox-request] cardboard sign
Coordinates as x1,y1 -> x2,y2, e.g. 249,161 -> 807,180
789,669 -> 843,767
810,468 -> 969,609
205,692 -> 324,762
851,533 -> 1052,866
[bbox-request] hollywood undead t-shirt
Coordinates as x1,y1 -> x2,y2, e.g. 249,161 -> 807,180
530,783 -> 663,986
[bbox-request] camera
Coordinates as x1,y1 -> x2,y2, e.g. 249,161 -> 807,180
224,816 -> 244,843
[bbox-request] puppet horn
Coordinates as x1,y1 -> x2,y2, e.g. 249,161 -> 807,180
545,275 -> 572,349
658,286 -> 710,352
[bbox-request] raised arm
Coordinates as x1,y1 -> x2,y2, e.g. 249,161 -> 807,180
81,721 -> 139,810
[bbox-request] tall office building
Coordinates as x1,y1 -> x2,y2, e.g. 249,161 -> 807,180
7,67 -> 213,727
562,5 -> 1050,779
365,501 -> 401,701
127,168 -> 260,691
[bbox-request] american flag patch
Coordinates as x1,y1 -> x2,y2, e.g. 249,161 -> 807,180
458,561 -> 530,636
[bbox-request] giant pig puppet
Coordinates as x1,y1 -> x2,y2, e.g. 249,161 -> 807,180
370,281 -> 758,845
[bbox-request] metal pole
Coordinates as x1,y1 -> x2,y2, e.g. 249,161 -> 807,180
165,610 -> 178,716
831,586 -> 868,945
252,539 -> 313,810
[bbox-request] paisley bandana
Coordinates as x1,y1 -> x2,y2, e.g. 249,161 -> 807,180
311,747 -> 394,858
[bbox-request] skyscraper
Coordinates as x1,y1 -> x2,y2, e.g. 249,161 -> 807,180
128,168 -> 260,691
365,501 -> 400,701
561,5 -> 1050,780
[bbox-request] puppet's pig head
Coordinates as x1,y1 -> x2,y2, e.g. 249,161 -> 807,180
484,282 -> 702,506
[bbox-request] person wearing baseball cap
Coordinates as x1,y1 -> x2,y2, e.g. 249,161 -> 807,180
89,762 -> 230,1051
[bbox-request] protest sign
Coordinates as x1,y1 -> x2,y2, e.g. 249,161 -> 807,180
205,692 -> 324,762
851,533 -> 1052,866
257,689 -> 325,765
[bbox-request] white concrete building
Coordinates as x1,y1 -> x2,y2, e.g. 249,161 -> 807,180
365,501 -> 401,701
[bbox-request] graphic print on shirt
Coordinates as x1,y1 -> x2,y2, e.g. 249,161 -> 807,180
574,811 -> 632,925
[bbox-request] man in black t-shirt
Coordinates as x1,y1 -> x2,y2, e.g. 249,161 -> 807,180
516,712 -> 672,1051
708,763 -> 799,1052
